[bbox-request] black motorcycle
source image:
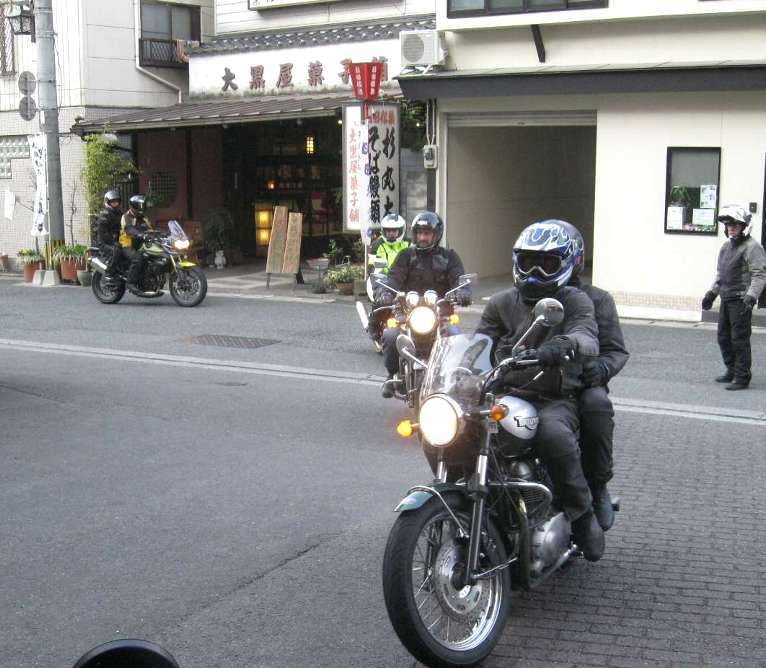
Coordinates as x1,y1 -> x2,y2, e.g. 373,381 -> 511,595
89,221 -> 207,307
382,298 -> 618,667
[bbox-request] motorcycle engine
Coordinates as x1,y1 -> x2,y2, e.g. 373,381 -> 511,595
140,267 -> 165,292
530,511 -> 571,576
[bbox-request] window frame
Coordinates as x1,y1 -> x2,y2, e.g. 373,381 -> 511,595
447,0 -> 607,19
663,146 -> 722,236
140,1 -> 200,42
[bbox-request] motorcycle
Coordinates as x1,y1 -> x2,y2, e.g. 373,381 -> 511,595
89,220 -> 207,307
378,273 -> 476,409
382,298 -> 619,668
355,256 -> 393,353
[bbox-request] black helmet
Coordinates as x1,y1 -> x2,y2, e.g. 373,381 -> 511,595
129,194 -> 146,215
103,189 -> 121,208
410,211 -> 443,253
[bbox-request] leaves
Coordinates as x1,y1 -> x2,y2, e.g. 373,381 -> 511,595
82,133 -> 136,215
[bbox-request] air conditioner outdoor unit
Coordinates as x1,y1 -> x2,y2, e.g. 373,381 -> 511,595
399,30 -> 446,69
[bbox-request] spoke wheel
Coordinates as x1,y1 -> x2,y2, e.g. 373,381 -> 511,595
170,267 -> 207,307
383,494 -> 510,667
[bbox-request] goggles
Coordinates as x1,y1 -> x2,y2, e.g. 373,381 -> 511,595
515,250 -> 563,278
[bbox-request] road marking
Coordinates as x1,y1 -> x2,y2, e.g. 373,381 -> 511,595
1,338 -> 764,426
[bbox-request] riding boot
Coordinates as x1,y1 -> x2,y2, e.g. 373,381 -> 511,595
571,510 -> 605,562
590,482 -> 615,532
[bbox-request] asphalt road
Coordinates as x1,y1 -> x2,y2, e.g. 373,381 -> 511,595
1,280 -> 765,667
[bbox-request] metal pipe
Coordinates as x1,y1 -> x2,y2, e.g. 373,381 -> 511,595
133,0 -> 183,104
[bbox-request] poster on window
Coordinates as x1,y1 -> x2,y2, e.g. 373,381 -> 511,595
700,185 -> 717,210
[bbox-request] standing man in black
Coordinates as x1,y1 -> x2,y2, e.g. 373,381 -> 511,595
702,205 -> 766,390
94,190 -> 123,280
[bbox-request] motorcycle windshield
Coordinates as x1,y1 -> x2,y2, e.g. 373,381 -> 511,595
420,333 -> 493,409
167,220 -> 189,242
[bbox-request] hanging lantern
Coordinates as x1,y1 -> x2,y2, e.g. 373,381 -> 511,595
7,3 -> 35,40
348,62 -> 384,102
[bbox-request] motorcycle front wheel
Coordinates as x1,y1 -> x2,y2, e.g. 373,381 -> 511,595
382,494 -> 511,668
91,273 -> 125,304
170,267 -> 207,307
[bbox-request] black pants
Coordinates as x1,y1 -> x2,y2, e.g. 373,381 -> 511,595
578,386 -> 614,487
381,326 -> 400,376
717,298 -> 752,383
100,244 -> 125,275
123,247 -> 144,284
535,398 -> 593,522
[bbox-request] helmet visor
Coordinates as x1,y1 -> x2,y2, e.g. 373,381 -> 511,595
515,251 -> 563,278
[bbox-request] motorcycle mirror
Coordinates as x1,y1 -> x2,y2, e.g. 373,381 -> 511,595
396,333 -> 417,358
73,639 -> 180,668
457,273 -> 478,285
533,298 -> 565,328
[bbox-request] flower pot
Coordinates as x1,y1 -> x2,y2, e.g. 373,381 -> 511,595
336,281 -> 354,295
77,269 -> 92,287
353,278 -> 367,296
59,258 -> 81,282
23,261 -> 44,283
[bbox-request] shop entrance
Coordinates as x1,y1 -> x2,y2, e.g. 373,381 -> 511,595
445,122 -> 597,279
222,117 -> 344,263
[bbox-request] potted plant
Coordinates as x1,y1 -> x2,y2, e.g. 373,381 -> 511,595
53,244 -> 88,282
17,249 -> 45,282
326,263 -> 365,295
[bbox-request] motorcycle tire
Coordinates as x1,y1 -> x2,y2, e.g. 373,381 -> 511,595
382,493 -> 511,668
91,272 -> 126,304
170,267 -> 207,307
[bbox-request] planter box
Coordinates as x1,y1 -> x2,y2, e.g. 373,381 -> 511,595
336,282 -> 354,295
58,258 -> 81,282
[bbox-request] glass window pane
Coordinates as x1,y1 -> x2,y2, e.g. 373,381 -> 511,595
449,0 -> 485,10
665,148 -> 720,234
171,7 -> 192,40
142,5 -> 170,40
529,0 -> 565,8
489,0 -> 524,9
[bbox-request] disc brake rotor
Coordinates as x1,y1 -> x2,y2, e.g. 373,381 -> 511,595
432,543 -> 485,620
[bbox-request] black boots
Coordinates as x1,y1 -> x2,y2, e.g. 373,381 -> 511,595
590,483 -> 615,532
725,380 -> 750,391
572,510 -> 605,562
715,372 -> 734,383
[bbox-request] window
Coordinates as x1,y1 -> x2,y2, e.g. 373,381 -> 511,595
447,0 -> 606,17
664,147 -> 721,235
141,2 -> 199,41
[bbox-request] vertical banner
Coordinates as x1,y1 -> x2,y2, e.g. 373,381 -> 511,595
343,104 -> 369,243
365,102 -> 400,238
28,135 -> 49,237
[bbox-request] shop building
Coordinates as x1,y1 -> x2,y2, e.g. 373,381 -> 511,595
398,0 -> 766,321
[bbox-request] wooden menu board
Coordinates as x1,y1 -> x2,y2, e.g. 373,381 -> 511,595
282,212 -> 303,275
265,206 -> 289,275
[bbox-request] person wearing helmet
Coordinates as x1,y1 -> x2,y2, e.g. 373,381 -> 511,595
702,205 -> 766,390
95,190 -> 124,279
119,194 -> 155,295
476,219 -> 605,561
375,214 -> 411,274
559,221 -> 629,532
376,211 -> 471,396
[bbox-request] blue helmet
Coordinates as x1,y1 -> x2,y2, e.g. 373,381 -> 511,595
513,219 -> 581,302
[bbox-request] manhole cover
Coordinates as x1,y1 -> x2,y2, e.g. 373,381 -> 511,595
186,334 -> 280,349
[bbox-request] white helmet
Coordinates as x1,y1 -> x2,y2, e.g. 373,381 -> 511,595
381,214 -> 406,243
718,205 -> 752,238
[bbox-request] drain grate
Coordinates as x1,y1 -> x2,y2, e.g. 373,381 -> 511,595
186,334 -> 280,349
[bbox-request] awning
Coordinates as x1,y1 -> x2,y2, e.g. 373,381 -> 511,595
397,62 -> 766,100
72,91 -> 401,135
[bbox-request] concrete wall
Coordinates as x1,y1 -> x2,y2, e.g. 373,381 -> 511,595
445,125 -> 595,278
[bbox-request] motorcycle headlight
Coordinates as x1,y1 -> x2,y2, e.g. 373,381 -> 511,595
173,239 -> 190,250
405,291 -> 420,308
409,306 -> 437,335
423,290 -> 438,306
419,395 -> 462,447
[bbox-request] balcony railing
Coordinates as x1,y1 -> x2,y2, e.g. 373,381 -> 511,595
139,38 -> 188,68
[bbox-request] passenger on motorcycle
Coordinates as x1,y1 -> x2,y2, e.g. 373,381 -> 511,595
95,190 -> 123,279
377,211 -> 471,397
476,219 -> 605,561
560,221 -> 629,532
375,214 -> 411,274
119,194 -> 155,296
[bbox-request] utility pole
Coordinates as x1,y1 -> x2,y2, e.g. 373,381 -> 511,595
34,0 -> 64,242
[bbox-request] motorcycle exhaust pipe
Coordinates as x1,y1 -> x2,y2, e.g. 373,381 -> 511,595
90,257 -> 108,272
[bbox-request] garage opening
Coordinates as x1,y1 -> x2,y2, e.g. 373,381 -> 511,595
446,119 -> 596,280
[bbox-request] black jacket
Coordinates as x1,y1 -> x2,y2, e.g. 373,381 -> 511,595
380,246 -> 468,299
579,283 -> 629,382
709,235 -> 766,302
95,206 -> 122,246
476,285 -> 599,396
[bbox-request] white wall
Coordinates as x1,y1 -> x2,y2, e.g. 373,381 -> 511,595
445,125 -> 595,278
215,0 -> 434,35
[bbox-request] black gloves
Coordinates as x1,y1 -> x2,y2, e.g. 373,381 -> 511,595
582,358 -> 609,387
743,294 -> 757,310
537,336 -> 575,368
701,290 -> 717,311
451,290 -> 471,307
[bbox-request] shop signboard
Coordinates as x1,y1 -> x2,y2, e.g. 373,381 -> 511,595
343,104 -> 369,240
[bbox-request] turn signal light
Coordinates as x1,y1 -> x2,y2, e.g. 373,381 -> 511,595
397,420 -> 416,437
489,404 -> 509,422
386,317 -> 398,329
449,314 -> 460,326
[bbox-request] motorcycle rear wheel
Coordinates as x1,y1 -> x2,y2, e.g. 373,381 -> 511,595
170,267 -> 207,307
91,273 -> 125,304
382,494 -> 511,667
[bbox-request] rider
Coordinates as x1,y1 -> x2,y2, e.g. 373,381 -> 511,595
94,190 -> 123,280
377,211 -> 471,398
119,194 -> 154,295
375,214 -> 411,274
476,219 -> 605,561
559,221 -> 629,532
